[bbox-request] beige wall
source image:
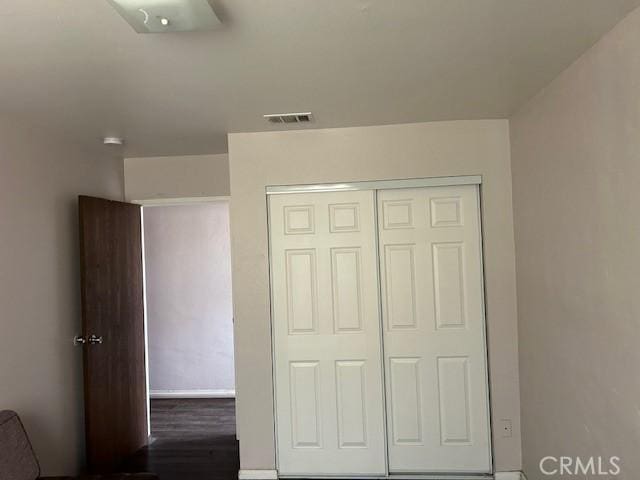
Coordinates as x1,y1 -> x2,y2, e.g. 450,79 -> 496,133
124,154 -> 230,201
144,203 -> 235,394
228,120 -> 522,472
0,118 -> 123,475
510,8 -> 640,480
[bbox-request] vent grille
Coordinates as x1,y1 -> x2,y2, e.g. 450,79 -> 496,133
264,112 -> 313,124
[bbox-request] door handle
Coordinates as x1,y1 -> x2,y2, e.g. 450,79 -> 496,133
74,334 -> 103,346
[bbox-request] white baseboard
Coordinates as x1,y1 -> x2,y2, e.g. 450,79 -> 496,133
237,472 -> 522,480
149,389 -> 235,399
238,470 -> 278,480
388,476 -> 492,480
494,472 -> 525,480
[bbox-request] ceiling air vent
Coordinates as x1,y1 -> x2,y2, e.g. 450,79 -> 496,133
264,112 -> 314,125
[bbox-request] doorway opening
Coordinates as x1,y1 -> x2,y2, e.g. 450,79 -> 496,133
129,198 -> 238,480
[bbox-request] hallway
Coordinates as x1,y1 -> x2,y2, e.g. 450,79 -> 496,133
123,398 -> 239,480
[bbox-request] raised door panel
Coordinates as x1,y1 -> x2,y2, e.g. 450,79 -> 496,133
384,245 -> 417,330
430,197 -> 463,228
335,361 -> 368,448
382,200 -> 414,229
432,242 -> 466,329
290,362 -> 322,448
331,248 -> 363,333
437,356 -> 472,445
284,205 -> 315,235
286,250 -> 318,334
329,203 -> 360,233
389,358 -> 423,445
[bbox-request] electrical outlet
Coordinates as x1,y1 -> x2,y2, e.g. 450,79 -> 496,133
500,419 -> 513,438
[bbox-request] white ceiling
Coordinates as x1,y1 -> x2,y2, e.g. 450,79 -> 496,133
0,0 -> 638,157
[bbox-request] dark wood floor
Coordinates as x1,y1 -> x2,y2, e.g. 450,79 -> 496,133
123,398 -> 239,480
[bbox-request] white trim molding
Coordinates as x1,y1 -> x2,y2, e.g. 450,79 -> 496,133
131,195 -> 230,206
265,175 -> 482,195
149,389 -> 235,399
494,472 -> 526,480
238,470 -> 278,480
255,473 -> 521,480
387,476 -> 491,480
280,475 -> 491,480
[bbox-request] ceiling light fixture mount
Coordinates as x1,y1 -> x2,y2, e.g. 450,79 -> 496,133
107,0 -> 221,33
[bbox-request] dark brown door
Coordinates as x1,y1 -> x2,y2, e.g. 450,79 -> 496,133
79,196 -> 148,472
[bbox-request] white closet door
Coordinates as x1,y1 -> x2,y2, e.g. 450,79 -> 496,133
269,190 -> 386,476
378,185 -> 491,473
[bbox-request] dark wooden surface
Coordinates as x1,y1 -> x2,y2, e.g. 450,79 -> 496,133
122,399 -> 239,480
79,196 -> 148,472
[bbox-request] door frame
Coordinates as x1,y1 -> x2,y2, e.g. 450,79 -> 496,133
265,175 -> 493,478
130,195 -> 232,436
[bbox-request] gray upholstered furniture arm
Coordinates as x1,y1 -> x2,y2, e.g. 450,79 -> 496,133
0,410 -> 41,480
1,410 -> 157,480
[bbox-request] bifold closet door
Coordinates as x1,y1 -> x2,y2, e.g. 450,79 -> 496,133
269,190 -> 387,476
378,184 -> 491,473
